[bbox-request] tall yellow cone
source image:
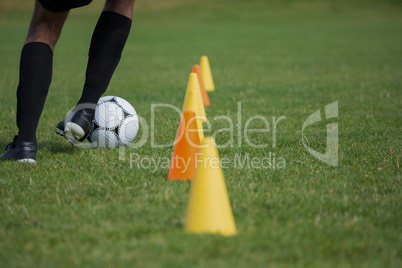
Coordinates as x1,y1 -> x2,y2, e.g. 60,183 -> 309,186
184,137 -> 237,236
182,73 -> 207,122
200,56 -> 215,92
183,90 -> 204,141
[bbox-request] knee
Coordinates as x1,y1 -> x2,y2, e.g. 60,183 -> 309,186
26,6 -> 68,49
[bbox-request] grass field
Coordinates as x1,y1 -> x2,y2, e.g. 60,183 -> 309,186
0,0 -> 401,267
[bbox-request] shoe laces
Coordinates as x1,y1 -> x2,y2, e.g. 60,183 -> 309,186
5,135 -> 18,150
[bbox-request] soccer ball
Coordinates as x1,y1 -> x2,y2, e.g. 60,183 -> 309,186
87,96 -> 139,148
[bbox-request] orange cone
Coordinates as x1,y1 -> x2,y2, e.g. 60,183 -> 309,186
167,110 -> 201,181
192,65 -> 210,106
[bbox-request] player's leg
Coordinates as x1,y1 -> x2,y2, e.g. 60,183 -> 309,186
1,0 -> 69,163
18,1 -> 69,142
57,0 -> 135,143
77,0 -> 135,106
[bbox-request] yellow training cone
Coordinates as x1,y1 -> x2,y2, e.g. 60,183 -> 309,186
184,137 -> 237,236
183,90 -> 204,141
200,56 -> 215,92
182,73 -> 207,122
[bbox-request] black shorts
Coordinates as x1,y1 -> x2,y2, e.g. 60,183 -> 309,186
38,0 -> 93,12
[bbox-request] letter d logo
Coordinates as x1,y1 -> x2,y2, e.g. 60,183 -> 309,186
302,101 -> 338,167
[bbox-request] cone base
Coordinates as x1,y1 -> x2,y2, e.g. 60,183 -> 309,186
184,226 -> 237,237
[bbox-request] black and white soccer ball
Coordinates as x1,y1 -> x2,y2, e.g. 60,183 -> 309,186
87,96 -> 139,148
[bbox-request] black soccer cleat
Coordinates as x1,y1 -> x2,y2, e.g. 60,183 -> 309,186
1,136 -> 37,164
55,108 -> 93,144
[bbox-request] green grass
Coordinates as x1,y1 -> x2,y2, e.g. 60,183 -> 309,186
0,0 -> 401,267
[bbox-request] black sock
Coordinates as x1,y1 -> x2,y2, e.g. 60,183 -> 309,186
77,11 -> 132,116
16,42 -> 53,144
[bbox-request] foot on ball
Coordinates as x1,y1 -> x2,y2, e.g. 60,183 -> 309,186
56,108 -> 93,145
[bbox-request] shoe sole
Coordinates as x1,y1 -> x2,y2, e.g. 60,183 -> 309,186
0,153 -> 36,164
17,158 -> 37,164
65,122 -> 86,140
56,122 -> 87,145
